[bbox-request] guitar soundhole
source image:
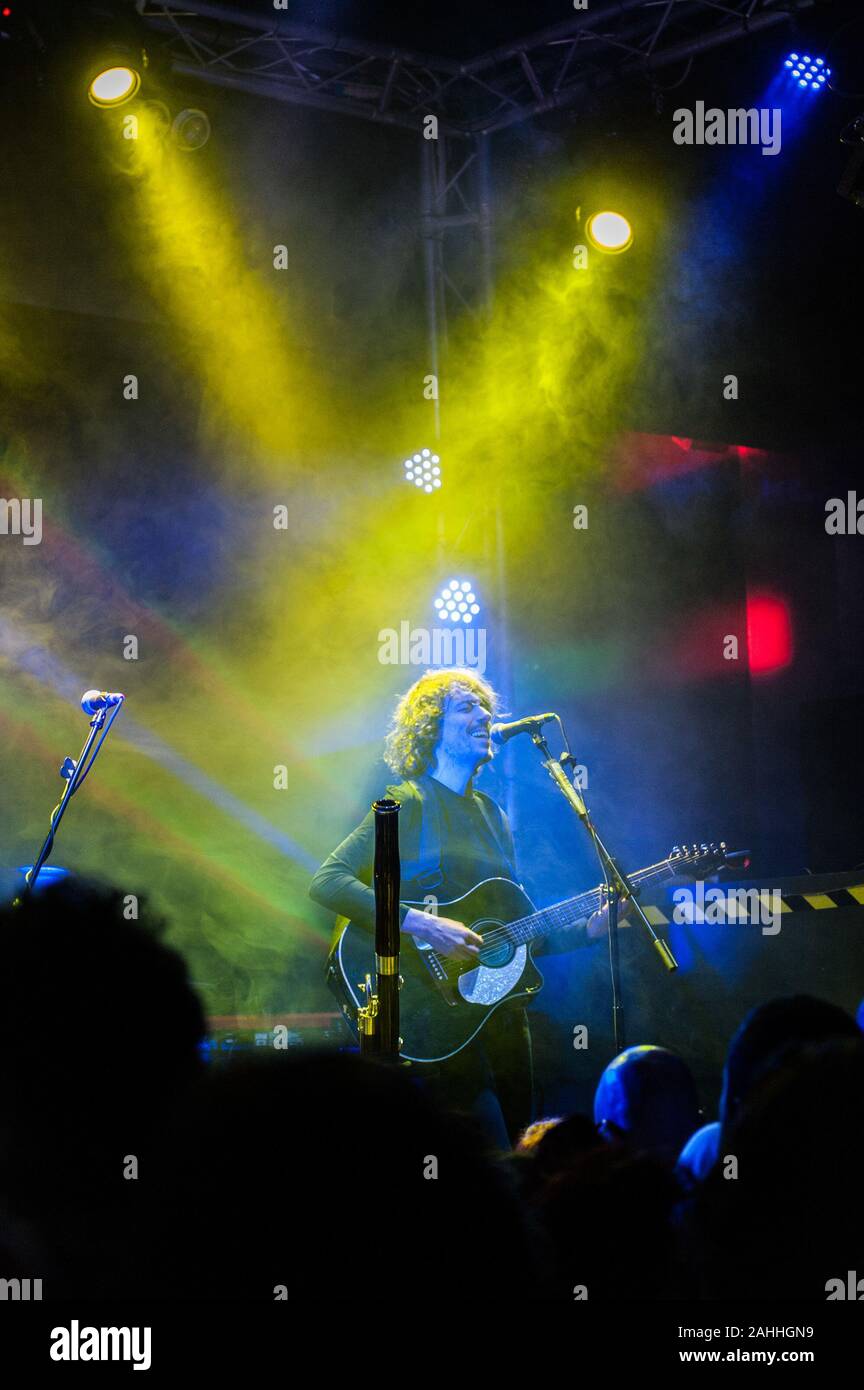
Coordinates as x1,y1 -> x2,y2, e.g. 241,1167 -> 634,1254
476,921 -> 514,970
479,944 -> 515,969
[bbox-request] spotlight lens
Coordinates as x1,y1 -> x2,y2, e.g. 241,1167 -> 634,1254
586,210 -> 633,254
789,53 -> 799,60
88,65 -> 140,107
798,80 -> 807,87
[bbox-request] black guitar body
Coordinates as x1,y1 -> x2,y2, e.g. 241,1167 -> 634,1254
328,877 -> 544,1063
325,843 -> 734,1064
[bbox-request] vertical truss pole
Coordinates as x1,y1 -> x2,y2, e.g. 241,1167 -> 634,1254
476,132 -> 514,826
421,136 -> 447,566
421,128 -> 511,771
476,131 -> 495,316
420,136 -> 447,443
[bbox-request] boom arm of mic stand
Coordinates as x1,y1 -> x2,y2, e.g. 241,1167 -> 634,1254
532,732 -> 677,972
21,704 -> 119,898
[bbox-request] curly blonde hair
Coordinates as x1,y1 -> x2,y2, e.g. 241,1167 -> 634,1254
383,668 -> 502,778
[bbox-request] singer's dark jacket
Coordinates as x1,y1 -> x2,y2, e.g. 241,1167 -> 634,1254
308,773 -> 517,940
309,772 -> 588,953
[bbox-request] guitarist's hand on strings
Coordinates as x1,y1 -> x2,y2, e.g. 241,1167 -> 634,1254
402,908 -> 484,960
586,889 -> 632,941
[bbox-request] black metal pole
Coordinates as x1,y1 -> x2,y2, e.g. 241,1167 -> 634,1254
373,797 -> 401,1061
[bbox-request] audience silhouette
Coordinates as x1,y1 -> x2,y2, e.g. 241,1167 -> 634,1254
0,879 -> 860,1301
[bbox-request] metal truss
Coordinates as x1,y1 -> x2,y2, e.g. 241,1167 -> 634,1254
132,0 -> 813,454
136,0 -> 812,138
418,128 -> 497,438
129,0 -> 815,740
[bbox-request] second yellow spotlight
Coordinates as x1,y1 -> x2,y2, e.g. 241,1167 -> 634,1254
586,210 -> 633,254
88,65 -> 141,108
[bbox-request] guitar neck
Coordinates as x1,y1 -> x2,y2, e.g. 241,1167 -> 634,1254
506,856 -> 687,947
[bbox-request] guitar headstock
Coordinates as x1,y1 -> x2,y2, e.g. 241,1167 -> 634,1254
667,842 -> 750,878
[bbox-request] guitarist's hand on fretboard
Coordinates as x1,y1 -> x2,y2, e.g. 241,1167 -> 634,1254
586,893 -> 634,940
402,907 -> 484,961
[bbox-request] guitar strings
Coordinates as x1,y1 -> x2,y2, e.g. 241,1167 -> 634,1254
432,851 -> 710,977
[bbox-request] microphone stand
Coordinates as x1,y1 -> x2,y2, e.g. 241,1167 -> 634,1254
357,797 -> 402,1061
530,723 -> 677,1054
19,699 -> 126,898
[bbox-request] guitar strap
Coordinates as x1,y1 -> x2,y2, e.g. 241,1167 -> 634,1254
410,778 -> 445,893
474,792 -> 519,881
407,777 -> 517,896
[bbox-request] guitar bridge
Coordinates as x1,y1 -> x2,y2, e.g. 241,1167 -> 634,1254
413,940 -> 458,1005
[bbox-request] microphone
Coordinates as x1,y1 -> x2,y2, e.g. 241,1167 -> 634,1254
81,690 -> 125,716
490,713 -> 556,745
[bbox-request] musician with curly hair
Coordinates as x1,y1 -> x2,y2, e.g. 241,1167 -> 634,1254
310,667 -> 606,1148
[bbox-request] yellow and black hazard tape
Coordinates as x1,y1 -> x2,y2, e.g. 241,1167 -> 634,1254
638,883 -> 864,926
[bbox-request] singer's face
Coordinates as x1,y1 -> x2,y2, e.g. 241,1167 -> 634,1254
434,687 -> 493,770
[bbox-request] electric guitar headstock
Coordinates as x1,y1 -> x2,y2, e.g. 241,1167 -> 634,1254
667,842 -> 750,878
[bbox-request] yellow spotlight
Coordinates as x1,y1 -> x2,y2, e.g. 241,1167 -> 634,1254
586,210 -> 633,254
88,65 -> 141,108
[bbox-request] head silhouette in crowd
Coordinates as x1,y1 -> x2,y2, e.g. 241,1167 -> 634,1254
719,994 -> 860,1142
593,1044 -> 702,1166
692,1036 -> 864,1299
0,877 -> 206,1195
